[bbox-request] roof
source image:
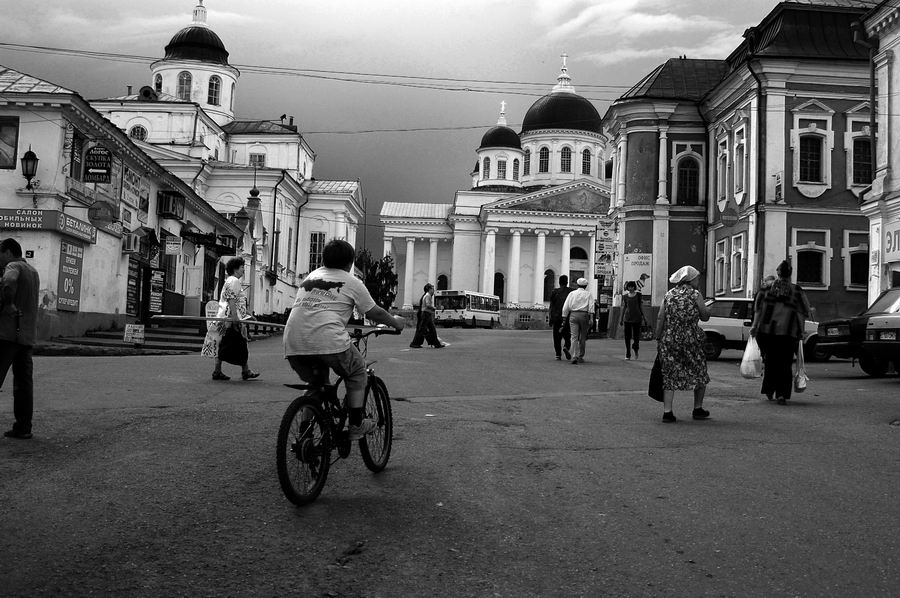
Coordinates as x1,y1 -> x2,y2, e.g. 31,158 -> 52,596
479,125 -> 522,150
380,202 -> 450,219
95,91 -> 183,102
0,66 -> 74,95
619,58 -> 729,102
521,92 -> 602,134
164,25 -> 229,65
302,180 -> 360,195
222,120 -> 299,135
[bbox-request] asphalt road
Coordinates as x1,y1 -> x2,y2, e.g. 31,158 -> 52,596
1,329 -> 898,597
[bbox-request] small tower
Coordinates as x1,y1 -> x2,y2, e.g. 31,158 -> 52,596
473,102 -> 524,190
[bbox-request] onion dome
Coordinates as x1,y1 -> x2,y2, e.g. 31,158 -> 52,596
164,1 -> 230,65
521,55 -> 601,134
479,101 -> 521,149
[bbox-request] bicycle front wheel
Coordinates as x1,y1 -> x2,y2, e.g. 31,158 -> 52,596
276,395 -> 331,505
359,377 -> 393,472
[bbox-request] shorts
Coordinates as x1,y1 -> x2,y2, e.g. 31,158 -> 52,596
287,346 -> 366,393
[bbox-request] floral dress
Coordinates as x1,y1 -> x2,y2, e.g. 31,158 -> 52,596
201,276 -> 248,358
658,285 -> 710,391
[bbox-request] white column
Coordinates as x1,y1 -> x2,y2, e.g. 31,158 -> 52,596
588,231 -> 597,299
610,152 -> 617,206
403,237 -> 416,309
482,228 -> 497,294
657,128 -> 669,204
507,228 -> 523,304
533,229 -> 548,305
428,239 -> 438,285
382,236 -> 392,257
652,209 -> 669,307
616,135 -> 628,207
561,231 -> 572,282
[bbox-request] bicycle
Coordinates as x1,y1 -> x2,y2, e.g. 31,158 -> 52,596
276,326 -> 400,505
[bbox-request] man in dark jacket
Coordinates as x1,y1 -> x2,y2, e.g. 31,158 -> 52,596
548,275 -> 573,360
0,238 -> 40,439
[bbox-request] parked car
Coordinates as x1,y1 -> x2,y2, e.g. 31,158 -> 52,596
817,287 -> 900,377
864,313 -> 900,371
700,297 -> 822,361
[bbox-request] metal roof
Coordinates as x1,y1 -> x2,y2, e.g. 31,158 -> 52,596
620,59 -> 729,102
302,180 -> 360,195
222,120 -> 299,135
380,202 -> 450,219
0,65 -> 74,95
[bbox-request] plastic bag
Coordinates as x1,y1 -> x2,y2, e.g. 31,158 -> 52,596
794,338 -> 809,392
740,336 -> 763,379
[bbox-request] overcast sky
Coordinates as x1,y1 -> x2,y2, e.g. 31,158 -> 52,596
0,0 -> 789,251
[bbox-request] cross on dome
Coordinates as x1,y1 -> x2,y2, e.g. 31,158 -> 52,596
552,52 -> 575,94
497,100 -> 508,126
193,0 -> 208,27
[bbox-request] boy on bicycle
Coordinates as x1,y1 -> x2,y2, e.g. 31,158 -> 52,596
284,239 -> 405,440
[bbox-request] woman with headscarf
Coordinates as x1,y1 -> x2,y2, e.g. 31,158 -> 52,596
750,260 -> 810,404
654,265 -> 711,423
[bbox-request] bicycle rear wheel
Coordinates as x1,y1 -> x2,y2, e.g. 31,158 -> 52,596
276,395 -> 331,505
359,377 -> 393,472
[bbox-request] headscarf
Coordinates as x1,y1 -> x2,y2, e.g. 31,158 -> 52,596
668,265 -> 700,285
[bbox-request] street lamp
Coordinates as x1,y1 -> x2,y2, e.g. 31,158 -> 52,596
20,147 -> 38,190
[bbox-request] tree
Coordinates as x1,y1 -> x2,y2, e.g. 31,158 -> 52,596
355,248 -> 399,310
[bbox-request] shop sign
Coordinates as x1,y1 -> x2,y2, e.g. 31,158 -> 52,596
623,252 -> 652,295
0,209 -> 97,244
121,165 -> 141,208
165,236 -> 181,255
884,221 -> 900,263
123,323 -> 145,344
148,269 -> 165,314
57,239 -> 84,312
83,146 -> 112,183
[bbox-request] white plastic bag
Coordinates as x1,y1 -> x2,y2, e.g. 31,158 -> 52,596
794,338 -> 809,392
740,336 -> 763,379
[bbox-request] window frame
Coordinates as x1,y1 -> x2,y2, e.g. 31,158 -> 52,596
845,110 -> 873,196
523,149 -> 531,176
733,126 -> 747,204
0,116 -> 20,169
789,228 -> 832,289
841,229 -> 869,292
497,159 -> 507,180
730,233 -> 745,292
308,231 -> 326,271
560,146 -> 572,173
177,71 -> 192,101
483,157 -> 490,180
581,148 -> 591,176
790,100 -> 835,198
538,147 -> 550,173
512,158 -> 520,181
154,74 -> 162,93
208,75 -> 221,106
716,136 -> 729,212
249,153 -> 266,169
714,238 -> 728,296
128,125 -> 148,142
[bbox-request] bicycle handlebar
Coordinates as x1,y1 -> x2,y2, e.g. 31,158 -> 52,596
348,326 -> 402,339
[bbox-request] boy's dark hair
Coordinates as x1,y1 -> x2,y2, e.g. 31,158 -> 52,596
777,259 -> 792,278
0,238 -> 23,258
624,281 -> 637,291
424,283 -> 434,292
559,275 -> 568,287
225,256 -> 245,275
322,239 -> 355,269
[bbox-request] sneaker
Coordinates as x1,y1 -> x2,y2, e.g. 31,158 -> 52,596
633,349 -> 639,360
555,355 -> 561,360
625,355 -> 631,361
563,348 -> 571,360
662,412 -> 676,423
571,358 -> 578,365
241,370 -> 260,380
409,344 -> 423,349
692,407 -> 710,420
348,419 -> 378,441
212,371 -> 230,381
4,429 -> 32,440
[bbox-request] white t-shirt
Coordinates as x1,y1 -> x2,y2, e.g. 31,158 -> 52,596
283,267 -> 376,356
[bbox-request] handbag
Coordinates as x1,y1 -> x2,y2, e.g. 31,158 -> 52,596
793,338 -> 809,393
648,354 -> 664,402
218,325 -> 248,365
639,321 -> 654,341
740,336 -> 763,379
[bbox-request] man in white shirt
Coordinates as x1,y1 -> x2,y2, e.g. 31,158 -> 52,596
560,277 -> 593,364
284,240 -> 405,439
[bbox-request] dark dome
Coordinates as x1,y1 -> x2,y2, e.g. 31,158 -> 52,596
521,92 -> 602,134
164,26 -> 229,65
479,125 -> 521,150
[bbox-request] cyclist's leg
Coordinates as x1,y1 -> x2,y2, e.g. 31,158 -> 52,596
324,346 -> 366,409
287,355 -> 330,388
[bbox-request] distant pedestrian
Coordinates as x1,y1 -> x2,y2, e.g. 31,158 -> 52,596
202,257 -> 259,381
750,260 -> 810,404
0,238 -> 40,440
409,283 -> 444,348
655,265 -> 711,423
548,275 -> 573,360
561,278 -> 593,364
621,281 -> 646,360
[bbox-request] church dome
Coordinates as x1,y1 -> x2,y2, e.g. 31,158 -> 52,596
479,125 -> 521,150
164,25 -> 229,64
521,57 -> 601,134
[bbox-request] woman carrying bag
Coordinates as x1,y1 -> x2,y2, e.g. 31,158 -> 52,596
201,257 -> 260,381
620,280 -> 646,360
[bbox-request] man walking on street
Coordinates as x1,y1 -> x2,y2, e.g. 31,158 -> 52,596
0,238 -> 40,440
409,283 -> 444,348
561,277 -> 593,364
548,275 -> 573,361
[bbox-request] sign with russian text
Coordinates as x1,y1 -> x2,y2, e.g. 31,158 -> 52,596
0,209 -> 97,244
83,146 -> 112,183
885,221 -> 900,264
165,236 -> 181,255
123,323 -> 145,344
121,165 -> 141,208
623,252 -> 652,295
57,239 -> 84,312
148,269 -> 165,314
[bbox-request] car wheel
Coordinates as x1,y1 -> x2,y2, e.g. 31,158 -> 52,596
858,352 -> 889,377
704,333 -> 723,360
804,338 -> 830,362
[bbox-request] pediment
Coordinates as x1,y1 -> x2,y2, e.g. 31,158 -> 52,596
486,182 -> 610,215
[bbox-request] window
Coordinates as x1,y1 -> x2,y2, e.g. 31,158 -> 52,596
208,76 -> 221,105
716,139 -> 728,208
543,269 -> 555,302
229,83 -> 235,110
842,230 -> 869,290
69,128 -> 86,181
154,74 -> 162,93
177,71 -> 192,101
494,272 -> 505,303
852,138 -> 872,185
0,116 -> 20,169
163,251 -> 177,292
676,157 -> 700,206
799,136 -> 822,182
561,147 -> 572,173
582,149 -> 591,175
249,153 -> 266,169
483,157 -> 490,179
539,147 -> 550,173
309,232 -> 326,270
790,229 -> 831,288
523,150 -> 531,176
730,234 -> 744,291
734,128 -> 746,198
437,274 -> 448,290
129,125 -> 148,141
513,159 -> 519,181
570,246 -> 588,260
791,101 -> 835,197
714,239 -> 727,295
497,160 -> 506,180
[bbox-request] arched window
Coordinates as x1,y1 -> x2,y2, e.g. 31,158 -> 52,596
154,74 -> 162,93
494,272 -> 505,303
570,247 -> 588,260
208,75 -> 221,106
561,147 -> 572,173
799,135 -> 823,182
513,159 -> 520,181
483,157 -> 491,180
543,269 -> 555,302
582,149 -> 591,175
853,138 -> 872,185
437,274 -> 449,290
129,125 -> 148,141
177,71 -> 192,101
497,160 -> 507,180
676,157 -> 700,206
523,150 -> 531,176
539,147 -> 550,173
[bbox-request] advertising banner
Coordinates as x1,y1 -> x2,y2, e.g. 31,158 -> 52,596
121,165 -> 141,208
57,239 -> 84,312
623,253 -> 652,295
885,221 -> 900,264
0,209 -> 97,244
83,146 -> 112,183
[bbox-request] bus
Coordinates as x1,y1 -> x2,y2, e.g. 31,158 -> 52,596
433,290 -> 501,328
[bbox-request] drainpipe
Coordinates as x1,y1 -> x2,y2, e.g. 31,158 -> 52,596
745,27 -> 766,289
853,21 -> 877,190
696,103 -> 711,281
295,191 -> 309,276
192,106 -> 200,154
271,170 -> 287,272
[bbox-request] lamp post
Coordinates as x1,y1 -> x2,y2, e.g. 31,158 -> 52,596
20,147 -> 38,190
